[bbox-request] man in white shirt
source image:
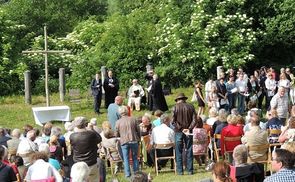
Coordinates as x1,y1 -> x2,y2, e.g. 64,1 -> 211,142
150,113 -> 175,168
265,73 -> 277,110
235,73 -> 248,114
270,87 -> 289,125
127,79 -> 145,111
17,129 -> 38,165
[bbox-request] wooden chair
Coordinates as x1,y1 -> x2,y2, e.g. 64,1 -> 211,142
223,136 -> 241,161
154,143 -> 176,176
268,129 -> 282,148
141,135 -> 151,166
16,173 -> 21,182
106,146 -> 122,175
247,143 -> 271,171
213,134 -> 222,162
68,89 -> 82,108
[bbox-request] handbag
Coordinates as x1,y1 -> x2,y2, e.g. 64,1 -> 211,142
191,91 -> 197,102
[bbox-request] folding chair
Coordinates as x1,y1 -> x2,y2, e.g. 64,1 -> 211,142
154,143 -> 176,176
106,146 -> 122,175
247,143 -> 271,172
213,134 -> 222,162
223,136 -> 241,162
68,89 -> 82,109
268,129 -> 282,147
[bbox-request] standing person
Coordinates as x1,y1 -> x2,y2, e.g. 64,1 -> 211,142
145,70 -> 154,111
258,69 -> 267,109
226,75 -> 236,111
107,96 -> 123,131
235,73 -> 248,114
172,93 -> 196,175
265,72 -> 277,110
70,117 -> 103,182
205,78 -> 216,103
278,73 -> 290,96
103,70 -> 119,109
289,69 -> 295,105
217,78 -> 228,110
194,81 -> 206,116
115,106 -> 141,178
91,72 -> 102,115
150,74 -> 168,112
270,87 -> 289,124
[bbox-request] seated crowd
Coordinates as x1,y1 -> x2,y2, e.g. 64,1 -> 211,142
0,66 -> 295,182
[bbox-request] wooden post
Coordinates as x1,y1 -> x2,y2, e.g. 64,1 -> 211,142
22,26 -> 70,106
101,66 -> 107,94
24,70 -> 32,104
44,26 -> 50,106
59,68 -> 65,102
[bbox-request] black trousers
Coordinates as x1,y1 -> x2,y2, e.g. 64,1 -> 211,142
150,147 -> 174,167
94,94 -> 102,113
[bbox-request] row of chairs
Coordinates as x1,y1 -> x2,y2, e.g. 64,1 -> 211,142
213,129 -> 283,173
105,129 -> 282,176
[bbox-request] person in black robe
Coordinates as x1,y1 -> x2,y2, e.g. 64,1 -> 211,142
145,70 -> 154,111
90,73 -> 102,114
103,70 -> 119,108
150,74 -> 168,112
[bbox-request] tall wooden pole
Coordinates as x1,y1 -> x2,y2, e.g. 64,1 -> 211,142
22,26 -> 70,106
59,68 -> 65,102
24,70 -> 32,104
44,26 -> 50,106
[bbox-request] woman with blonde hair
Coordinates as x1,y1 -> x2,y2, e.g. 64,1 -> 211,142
279,116 -> 295,144
194,80 -> 206,116
220,115 -> 243,163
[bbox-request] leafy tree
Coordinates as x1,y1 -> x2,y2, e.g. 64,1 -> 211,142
150,0 -> 258,86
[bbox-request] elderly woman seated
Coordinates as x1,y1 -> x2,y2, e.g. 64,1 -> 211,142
70,162 -> 90,182
230,144 -> 264,182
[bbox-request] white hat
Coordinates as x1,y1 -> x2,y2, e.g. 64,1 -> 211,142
90,118 -> 97,125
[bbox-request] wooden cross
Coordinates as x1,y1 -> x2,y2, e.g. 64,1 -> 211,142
22,26 -> 70,106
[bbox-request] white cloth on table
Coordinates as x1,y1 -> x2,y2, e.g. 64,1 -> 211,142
32,106 -> 71,126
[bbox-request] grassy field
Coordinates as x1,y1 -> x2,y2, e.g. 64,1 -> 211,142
0,87 -> 212,181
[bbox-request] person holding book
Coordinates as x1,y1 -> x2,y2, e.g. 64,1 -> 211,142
127,79 -> 145,111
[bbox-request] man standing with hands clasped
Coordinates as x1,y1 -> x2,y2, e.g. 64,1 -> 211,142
103,70 -> 119,109
172,93 -> 196,175
91,72 -> 102,115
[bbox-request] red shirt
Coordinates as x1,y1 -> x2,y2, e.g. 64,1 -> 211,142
3,160 -> 19,176
220,124 -> 243,154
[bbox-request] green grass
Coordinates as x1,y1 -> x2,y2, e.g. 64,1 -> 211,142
0,88 -> 212,181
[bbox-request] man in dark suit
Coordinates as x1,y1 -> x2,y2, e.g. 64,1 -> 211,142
91,73 -> 102,114
103,70 -> 119,108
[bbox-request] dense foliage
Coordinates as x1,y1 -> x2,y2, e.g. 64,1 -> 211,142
0,0 -> 294,95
